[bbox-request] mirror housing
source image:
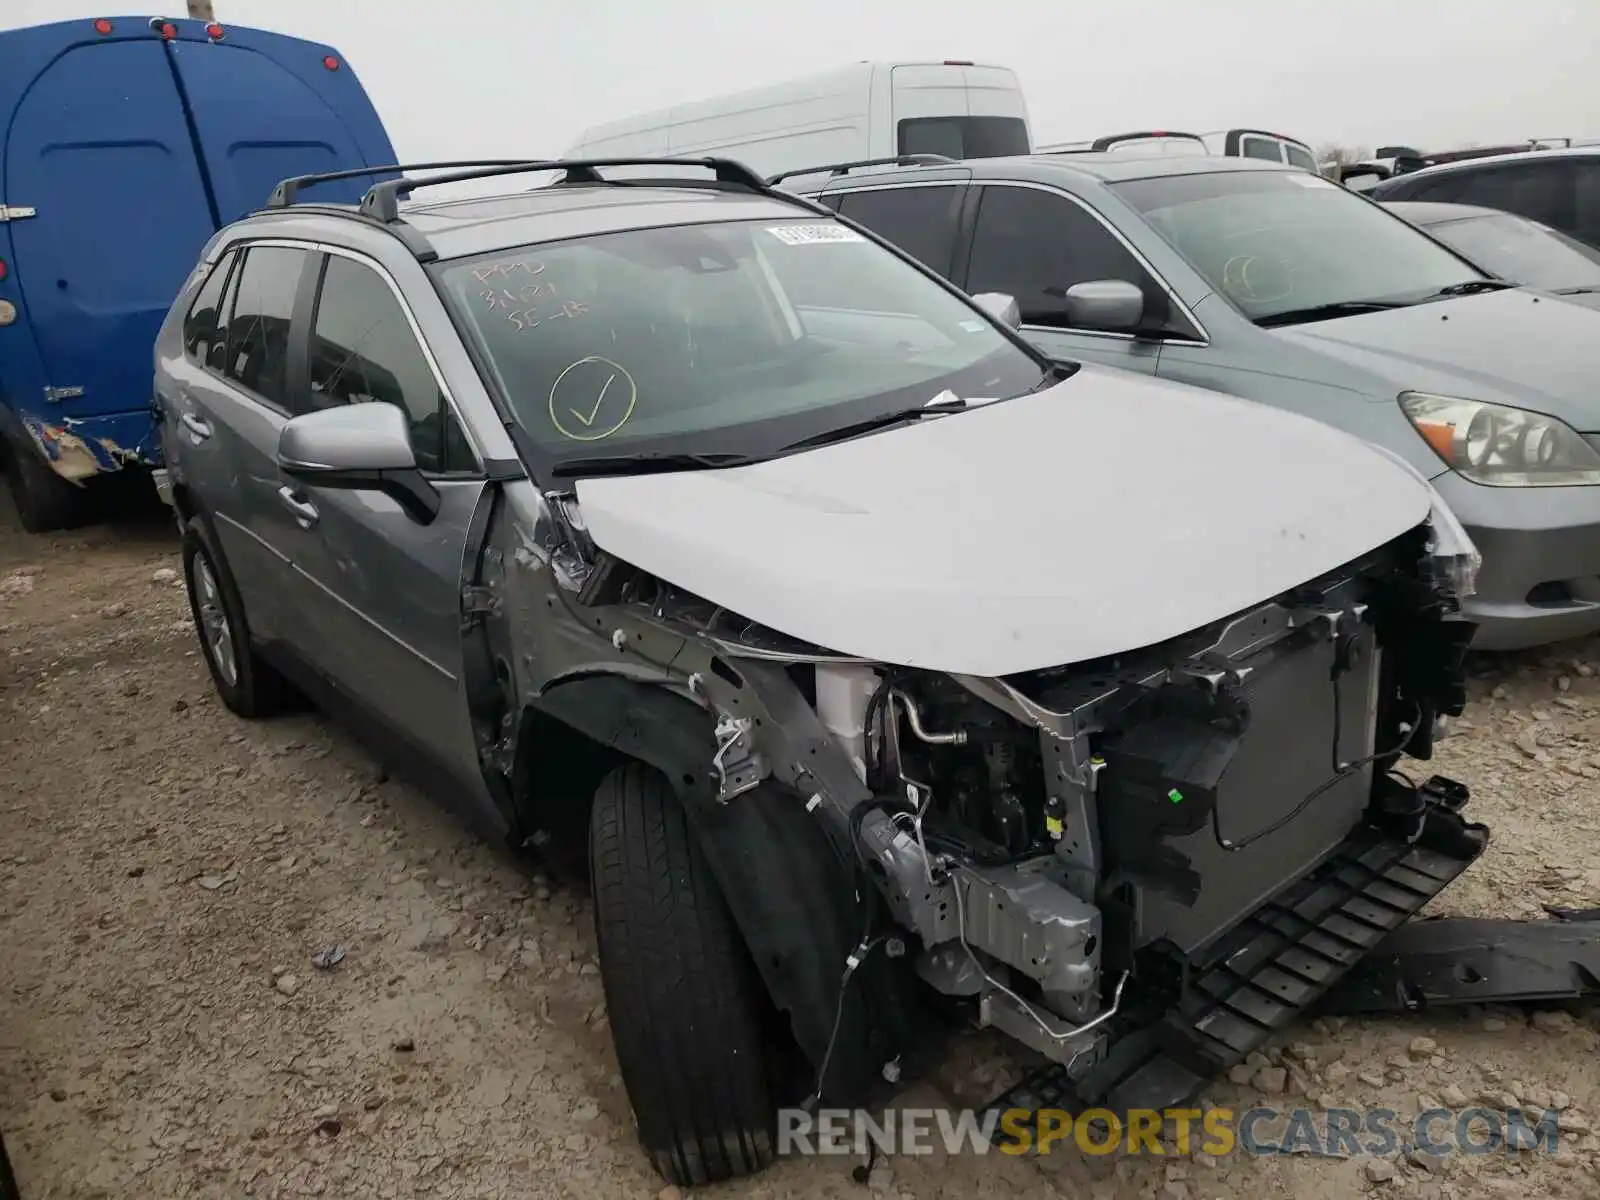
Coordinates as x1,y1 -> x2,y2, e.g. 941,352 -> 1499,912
277,402 -> 440,524
1061,279 -> 1145,332
971,291 -> 1022,329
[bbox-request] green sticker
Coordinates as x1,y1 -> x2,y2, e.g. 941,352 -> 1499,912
1168,788 -> 1184,804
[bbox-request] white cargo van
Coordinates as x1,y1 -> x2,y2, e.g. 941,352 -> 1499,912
564,61 -> 1031,182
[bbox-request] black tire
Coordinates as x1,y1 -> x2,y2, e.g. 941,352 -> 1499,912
181,518 -> 296,718
0,1129 -> 18,1200
589,762 -> 778,1187
2,438 -> 91,534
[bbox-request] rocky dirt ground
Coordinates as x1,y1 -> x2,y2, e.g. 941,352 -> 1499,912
0,484 -> 1597,1200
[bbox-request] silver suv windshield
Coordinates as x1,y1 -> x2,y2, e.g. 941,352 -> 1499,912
1111,169 -> 1490,324
433,217 -> 1049,470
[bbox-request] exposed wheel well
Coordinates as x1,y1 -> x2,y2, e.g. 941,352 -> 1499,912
512,707 -> 625,869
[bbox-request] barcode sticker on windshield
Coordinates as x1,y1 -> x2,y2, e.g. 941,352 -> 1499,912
766,223 -> 865,245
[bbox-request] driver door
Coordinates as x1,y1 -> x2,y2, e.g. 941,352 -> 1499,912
281,249 -> 489,795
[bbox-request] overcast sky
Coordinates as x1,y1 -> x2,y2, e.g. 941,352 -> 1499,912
9,0 -> 1598,160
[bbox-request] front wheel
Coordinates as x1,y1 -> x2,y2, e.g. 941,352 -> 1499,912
589,762 -> 778,1187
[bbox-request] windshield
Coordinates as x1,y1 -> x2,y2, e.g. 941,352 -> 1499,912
434,217 -> 1048,469
1110,169 -> 1485,322
1419,211 -> 1600,292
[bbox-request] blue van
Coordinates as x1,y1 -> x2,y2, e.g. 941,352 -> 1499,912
0,15 -> 398,531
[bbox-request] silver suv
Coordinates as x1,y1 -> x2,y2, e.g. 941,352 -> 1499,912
154,158 -> 1488,1187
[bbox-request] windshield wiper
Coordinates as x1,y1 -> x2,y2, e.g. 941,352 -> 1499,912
549,450 -> 758,479
1430,279 -> 1514,297
776,398 -> 972,454
1255,300 -> 1407,328
1558,285 -> 1600,295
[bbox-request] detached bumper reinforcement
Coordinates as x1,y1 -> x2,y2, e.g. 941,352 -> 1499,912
1315,905 -> 1600,1014
980,778 -> 1487,1133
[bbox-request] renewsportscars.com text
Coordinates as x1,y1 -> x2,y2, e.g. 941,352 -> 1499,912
778,1105 -> 1565,1158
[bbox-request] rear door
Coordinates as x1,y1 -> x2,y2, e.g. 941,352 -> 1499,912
184,241 -> 320,646
166,27 -> 398,219
2,32 -> 214,432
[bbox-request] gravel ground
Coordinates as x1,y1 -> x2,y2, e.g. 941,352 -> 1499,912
1,487 -> 1597,1200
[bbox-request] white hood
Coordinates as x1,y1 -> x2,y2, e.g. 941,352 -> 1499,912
574,364 -> 1434,676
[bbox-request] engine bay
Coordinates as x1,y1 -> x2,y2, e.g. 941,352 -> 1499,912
572,516 -> 1476,1085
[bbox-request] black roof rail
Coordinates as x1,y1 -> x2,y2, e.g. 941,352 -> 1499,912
766,154 -> 957,187
1091,130 -> 1206,151
265,161 -> 544,209
359,156 -> 775,223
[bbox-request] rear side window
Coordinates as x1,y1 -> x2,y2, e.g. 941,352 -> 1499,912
1285,144 -> 1319,172
1239,136 -> 1284,162
183,251 -> 237,367
305,254 -> 474,475
965,184 -> 1190,336
834,186 -> 964,279
224,245 -> 312,409
1572,161 -> 1600,245
1431,162 -> 1576,230
897,116 -> 1030,161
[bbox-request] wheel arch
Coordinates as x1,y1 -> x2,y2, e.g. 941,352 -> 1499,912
522,672 -> 916,1102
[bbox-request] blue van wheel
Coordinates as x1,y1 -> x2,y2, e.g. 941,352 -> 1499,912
2,439 -> 91,534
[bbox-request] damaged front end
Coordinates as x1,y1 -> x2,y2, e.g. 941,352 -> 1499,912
485,483 -> 1487,1117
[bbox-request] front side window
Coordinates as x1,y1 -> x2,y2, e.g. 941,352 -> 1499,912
223,245 -> 312,409
964,184 -> 1190,335
898,116 -> 1030,161
306,254 -> 473,474
1113,169 -> 1487,324
433,217 -> 1048,472
1421,211 -> 1600,292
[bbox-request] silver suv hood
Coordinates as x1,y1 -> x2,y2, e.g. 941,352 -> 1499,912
574,364 -> 1433,675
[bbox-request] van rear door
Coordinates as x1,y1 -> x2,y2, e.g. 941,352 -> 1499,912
166,25 -> 397,218
1,26 -> 214,452
891,64 -> 1031,160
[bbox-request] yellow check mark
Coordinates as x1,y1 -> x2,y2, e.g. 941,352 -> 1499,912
571,372 -> 616,427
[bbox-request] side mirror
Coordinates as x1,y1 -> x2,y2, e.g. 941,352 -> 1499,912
277,401 -> 440,524
971,291 -> 1022,329
1061,279 -> 1145,332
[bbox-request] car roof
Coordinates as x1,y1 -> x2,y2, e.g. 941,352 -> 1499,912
245,179 -> 826,262
1380,199 -> 1512,224
1381,144 -> 1600,186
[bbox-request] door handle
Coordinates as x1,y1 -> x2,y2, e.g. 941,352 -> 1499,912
180,412 -> 212,441
277,485 -> 319,528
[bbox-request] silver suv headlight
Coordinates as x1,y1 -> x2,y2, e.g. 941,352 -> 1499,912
1399,392 -> 1600,486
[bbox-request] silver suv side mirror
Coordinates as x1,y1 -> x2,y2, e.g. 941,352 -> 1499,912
971,291 -> 1022,329
277,401 -> 440,524
1062,279 -> 1145,332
